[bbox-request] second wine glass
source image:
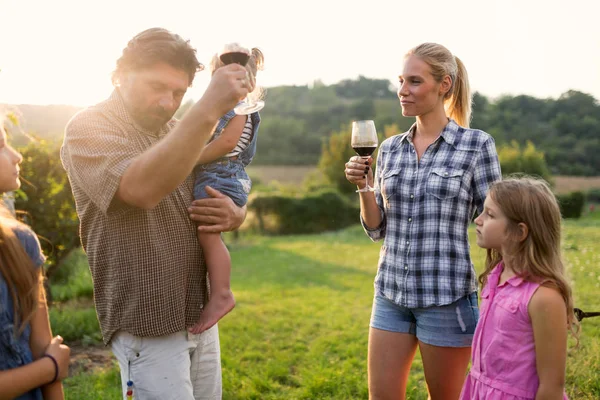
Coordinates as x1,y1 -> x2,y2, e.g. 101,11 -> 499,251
351,120 -> 378,192
218,43 -> 264,115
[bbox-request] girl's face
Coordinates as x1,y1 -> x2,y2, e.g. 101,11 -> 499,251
474,195 -> 510,251
0,127 -> 23,193
397,55 -> 449,118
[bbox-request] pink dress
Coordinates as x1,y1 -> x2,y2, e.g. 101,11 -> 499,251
460,263 -> 568,399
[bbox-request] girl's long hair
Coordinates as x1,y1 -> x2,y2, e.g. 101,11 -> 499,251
0,205 -> 43,334
479,177 -> 578,339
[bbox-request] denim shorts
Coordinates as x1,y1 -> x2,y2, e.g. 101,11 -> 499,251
370,292 -> 479,347
194,159 -> 251,207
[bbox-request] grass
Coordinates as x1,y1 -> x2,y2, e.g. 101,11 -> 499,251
52,217 -> 600,399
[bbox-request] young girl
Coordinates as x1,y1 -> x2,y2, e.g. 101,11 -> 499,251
345,43 -> 501,398
188,46 -> 264,334
461,177 -> 576,399
0,121 -> 70,399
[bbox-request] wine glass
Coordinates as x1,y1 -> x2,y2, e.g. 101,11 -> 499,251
218,43 -> 264,115
351,120 -> 378,193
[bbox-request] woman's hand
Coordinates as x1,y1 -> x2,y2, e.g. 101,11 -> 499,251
345,156 -> 374,190
44,336 -> 70,381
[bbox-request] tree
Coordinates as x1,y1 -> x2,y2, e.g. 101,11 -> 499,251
14,140 -> 80,301
318,124 -> 357,195
497,140 -> 553,183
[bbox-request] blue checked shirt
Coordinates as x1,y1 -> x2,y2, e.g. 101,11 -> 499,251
362,119 -> 501,308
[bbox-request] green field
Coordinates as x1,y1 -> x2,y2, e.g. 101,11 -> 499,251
51,219 -> 600,399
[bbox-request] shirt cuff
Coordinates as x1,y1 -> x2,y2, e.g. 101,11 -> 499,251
360,209 -> 385,241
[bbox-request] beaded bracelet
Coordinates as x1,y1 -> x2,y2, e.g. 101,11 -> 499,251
43,354 -> 59,384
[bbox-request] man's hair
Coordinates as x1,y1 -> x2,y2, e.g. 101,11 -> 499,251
112,28 -> 204,86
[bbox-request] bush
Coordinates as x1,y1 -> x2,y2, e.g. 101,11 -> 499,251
556,191 -> 586,219
587,188 -> 600,203
247,189 -> 360,235
498,140 -> 553,184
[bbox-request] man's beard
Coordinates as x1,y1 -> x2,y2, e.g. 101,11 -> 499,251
130,106 -> 173,132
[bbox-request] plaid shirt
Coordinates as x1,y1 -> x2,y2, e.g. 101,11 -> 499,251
363,119 -> 501,308
61,91 -> 206,345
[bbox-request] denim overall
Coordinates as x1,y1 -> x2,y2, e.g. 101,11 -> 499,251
0,227 -> 45,400
193,109 -> 260,207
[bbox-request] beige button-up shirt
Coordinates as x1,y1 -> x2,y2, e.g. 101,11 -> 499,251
61,91 -> 206,345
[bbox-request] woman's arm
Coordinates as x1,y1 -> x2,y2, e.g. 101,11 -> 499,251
0,357 -> 57,400
529,286 -> 568,400
472,136 -> 502,214
29,290 -> 64,399
196,115 -> 247,165
346,156 -> 382,229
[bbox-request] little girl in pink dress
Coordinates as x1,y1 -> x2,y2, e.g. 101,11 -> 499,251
461,178 -> 577,399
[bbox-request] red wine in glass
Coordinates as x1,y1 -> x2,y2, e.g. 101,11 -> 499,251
353,146 -> 377,157
220,52 -> 250,66
351,120 -> 378,192
217,42 -> 264,115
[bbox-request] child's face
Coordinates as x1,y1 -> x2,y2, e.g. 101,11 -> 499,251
0,128 -> 23,194
474,195 -> 509,251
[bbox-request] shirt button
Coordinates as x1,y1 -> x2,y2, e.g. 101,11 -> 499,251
406,241 -> 409,245
444,172 -> 449,176
410,194 -> 414,199
408,218 -> 412,222
404,265 -> 408,270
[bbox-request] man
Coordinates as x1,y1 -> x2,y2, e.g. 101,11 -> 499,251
60,28 -> 249,399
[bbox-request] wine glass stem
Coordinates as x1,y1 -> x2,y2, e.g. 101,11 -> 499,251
362,156 -> 370,190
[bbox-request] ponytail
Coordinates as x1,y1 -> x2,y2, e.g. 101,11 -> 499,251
446,56 -> 472,128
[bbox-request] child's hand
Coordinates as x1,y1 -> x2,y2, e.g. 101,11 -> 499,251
44,335 -> 70,381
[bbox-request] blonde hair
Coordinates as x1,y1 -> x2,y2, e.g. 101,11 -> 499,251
406,43 -> 471,127
210,46 -> 265,104
0,206 -> 44,335
479,177 -> 578,340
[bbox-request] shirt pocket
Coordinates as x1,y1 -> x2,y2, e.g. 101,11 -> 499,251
425,168 -> 464,200
494,294 -> 524,334
381,169 -> 401,203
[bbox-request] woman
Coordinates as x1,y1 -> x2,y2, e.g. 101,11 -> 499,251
0,119 -> 70,399
345,43 -> 501,399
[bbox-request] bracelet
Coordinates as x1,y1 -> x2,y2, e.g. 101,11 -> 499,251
43,354 -> 59,384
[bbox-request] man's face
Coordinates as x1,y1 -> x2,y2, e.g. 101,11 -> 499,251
118,62 -> 190,131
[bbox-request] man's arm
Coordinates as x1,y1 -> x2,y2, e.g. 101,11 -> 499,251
117,65 -> 249,209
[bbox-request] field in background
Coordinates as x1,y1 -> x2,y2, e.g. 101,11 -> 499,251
247,165 -> 600,194
53,220 -> 600,399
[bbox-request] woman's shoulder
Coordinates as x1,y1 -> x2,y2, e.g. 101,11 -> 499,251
379,133 -> 408,152
450,121 -> 495,149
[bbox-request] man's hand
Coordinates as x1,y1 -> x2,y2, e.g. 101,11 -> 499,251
188,186 -> 246,232
199,64 -> 249,120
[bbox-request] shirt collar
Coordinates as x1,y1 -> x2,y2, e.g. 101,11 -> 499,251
399,119 -> 459,147
102,89 -> 174,137
494,261 -> 526,287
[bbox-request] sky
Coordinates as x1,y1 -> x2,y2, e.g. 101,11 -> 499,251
0,0 -> 599,107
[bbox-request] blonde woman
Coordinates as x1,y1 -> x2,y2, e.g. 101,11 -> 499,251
345,43 -> 501,399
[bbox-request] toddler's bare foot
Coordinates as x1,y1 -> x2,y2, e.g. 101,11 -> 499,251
188,291 -> 235,334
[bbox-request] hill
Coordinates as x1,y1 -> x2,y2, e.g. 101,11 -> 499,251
4,77 -> 600,175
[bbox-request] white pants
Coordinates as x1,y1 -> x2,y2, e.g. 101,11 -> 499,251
111,325 -> 222,400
